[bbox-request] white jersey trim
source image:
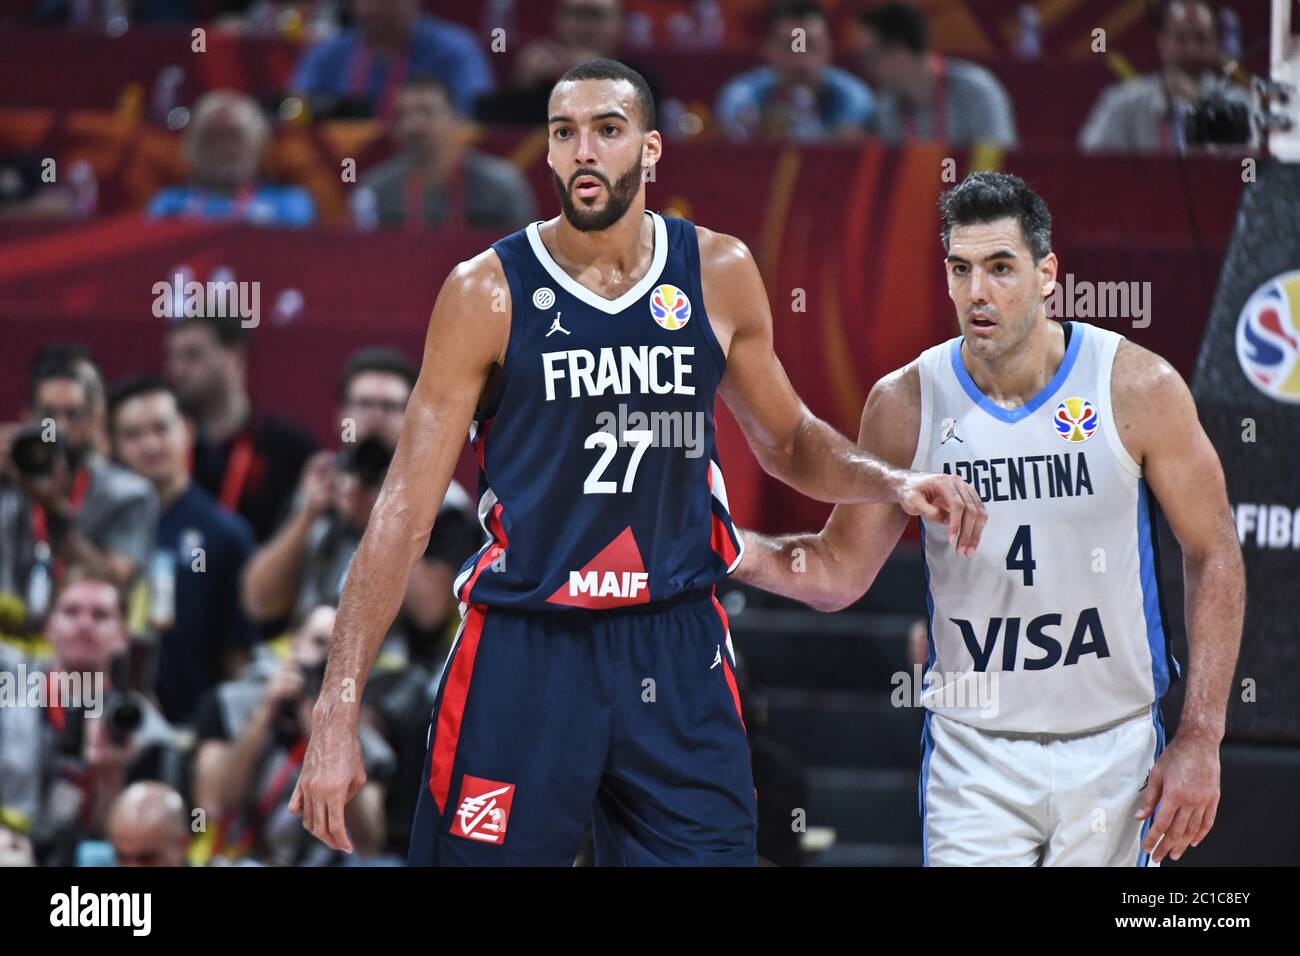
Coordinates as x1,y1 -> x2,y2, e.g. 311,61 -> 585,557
525,211 -> 669,315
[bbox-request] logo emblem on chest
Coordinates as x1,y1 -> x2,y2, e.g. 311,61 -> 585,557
650,283 -> 691,330
532,287 -> 556,310
1054,397 -> 1099,443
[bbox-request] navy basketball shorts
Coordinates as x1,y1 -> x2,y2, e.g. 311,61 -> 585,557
407,589 -> 758,866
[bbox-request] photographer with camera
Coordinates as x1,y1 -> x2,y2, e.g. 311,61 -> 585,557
0,345 -> 159,631
240,347 -> 478,666
1079,0 -> 1256,153
191,604 -> 395,865
0,566 -> 177,866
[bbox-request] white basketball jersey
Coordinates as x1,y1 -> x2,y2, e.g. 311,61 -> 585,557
912,321 -> 1179,734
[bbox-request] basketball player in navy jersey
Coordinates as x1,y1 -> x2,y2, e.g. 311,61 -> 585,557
735,173 -> 1245,866
289,59 -> 986,866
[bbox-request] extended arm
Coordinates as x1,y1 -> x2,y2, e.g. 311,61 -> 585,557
699,229 -> 985,554
1116,342 -> 1244,863
289,250 -> 508,852
734,364 -> 920,612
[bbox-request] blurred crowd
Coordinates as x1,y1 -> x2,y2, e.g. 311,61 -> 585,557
0,326 -> 481,866
0,0 -> 1260,227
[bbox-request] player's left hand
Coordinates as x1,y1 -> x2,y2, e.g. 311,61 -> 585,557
896,471 -> 987,556
1135,731 -> 1221,863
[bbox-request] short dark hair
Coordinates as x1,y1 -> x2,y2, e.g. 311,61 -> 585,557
1154,0 -> 1217,33
338,347 -> 418,405
552,58 -> 656,131
860,2 -> 929,54
107,374 -> 179,431
767,0 -> 826,29
167,314 -> 251,350
939,172 -> 1053,262
27,342 -> 101,408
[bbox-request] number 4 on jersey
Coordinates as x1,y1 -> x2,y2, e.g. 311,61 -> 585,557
1006,524 -> 1036,586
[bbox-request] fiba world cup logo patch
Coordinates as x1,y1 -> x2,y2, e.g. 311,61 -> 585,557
1236,270 -> 1300,403
649,284 -> 691,331
1054,397 -> 1098,443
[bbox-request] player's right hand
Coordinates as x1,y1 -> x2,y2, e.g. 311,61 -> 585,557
896,471 -> 987,556
289,709 -> 367,854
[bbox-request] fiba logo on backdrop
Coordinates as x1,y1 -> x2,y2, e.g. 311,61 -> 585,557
650,283 -> 691,330
1054,397 -> 1098,443
1236,270 -> 1300,403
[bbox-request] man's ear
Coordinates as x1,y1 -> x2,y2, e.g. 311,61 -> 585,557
1039,251 -> 1059,298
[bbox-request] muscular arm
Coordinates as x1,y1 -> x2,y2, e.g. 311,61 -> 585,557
698,228 -> 984,553
1115,341 -> 1244,862
291,250 -> 508,851
734,364 -> 920,612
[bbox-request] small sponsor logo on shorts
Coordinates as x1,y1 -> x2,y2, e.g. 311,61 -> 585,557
452,775 -> 515,845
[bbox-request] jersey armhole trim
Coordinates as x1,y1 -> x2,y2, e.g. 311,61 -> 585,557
1099,332 -> 1143,479
910,349 -> 936,472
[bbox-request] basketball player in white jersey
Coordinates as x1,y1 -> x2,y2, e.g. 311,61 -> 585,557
735,172 -> 1245,866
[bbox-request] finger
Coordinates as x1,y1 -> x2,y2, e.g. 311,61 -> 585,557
1135,766 -> 1163,821
288,781 -> 303,816
1157,806 -> 1193,863
955,482 -> 981,555
967,485 -> 988,552
1148,803 -> 1184,862
1173,807 -> 1206,860
1194,801 -> 1218,846
945,490 -> 964,545
324,794 -> 352,854
300,787 -> 316,836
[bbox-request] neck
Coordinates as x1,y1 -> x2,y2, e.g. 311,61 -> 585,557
157,471 -> 190,508
197,388 -> 250,443
962,317 -> 1064,409
548,199 -> 650,275
417,143 -> 459,183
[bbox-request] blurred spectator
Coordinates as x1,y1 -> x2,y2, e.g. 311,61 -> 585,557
240,347 -> 478,668
0,345 -> 158,631
191,604 -> 395,865
356,77 -> 536,232
164,315 -> 318,543
147,90 -> 316,228
108,376 -> 258,726
0,568 -> 177,866
1079,0 -> 1252,154
855,2 -> 1018,148
107,781 -> 191,866
715,0 -> 875,142
291,0 -> 495,120
476,0 -> 662,128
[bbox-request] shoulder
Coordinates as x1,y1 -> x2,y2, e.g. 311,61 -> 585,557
694,226 -> 756,278
297,31 -> 352,71
446,245 -> 509,299
417,14 -> 480,55
190,486 -> 256,549
861,361 -> 923,462
468,150 -> 528,186
719,67 -> 775,98
89,458 -> 155,505
824,66 -> 873,98
947,58 -> 1007,95
359,154 -> 411,192
1110,337 -> 1196,460
1098,75 -> 1162,108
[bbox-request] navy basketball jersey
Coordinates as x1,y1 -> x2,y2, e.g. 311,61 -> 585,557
453,211 -> 744,611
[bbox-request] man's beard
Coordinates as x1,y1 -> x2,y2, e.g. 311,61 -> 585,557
551,150 -> 644,233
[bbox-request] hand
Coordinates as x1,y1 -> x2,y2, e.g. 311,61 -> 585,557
265,658 -> 305,705
288,706 -> 366,854
83,712 -> 139,775
299,450 -> 338,518
1135,731 -> 1221,863
896,471 -> 987,555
